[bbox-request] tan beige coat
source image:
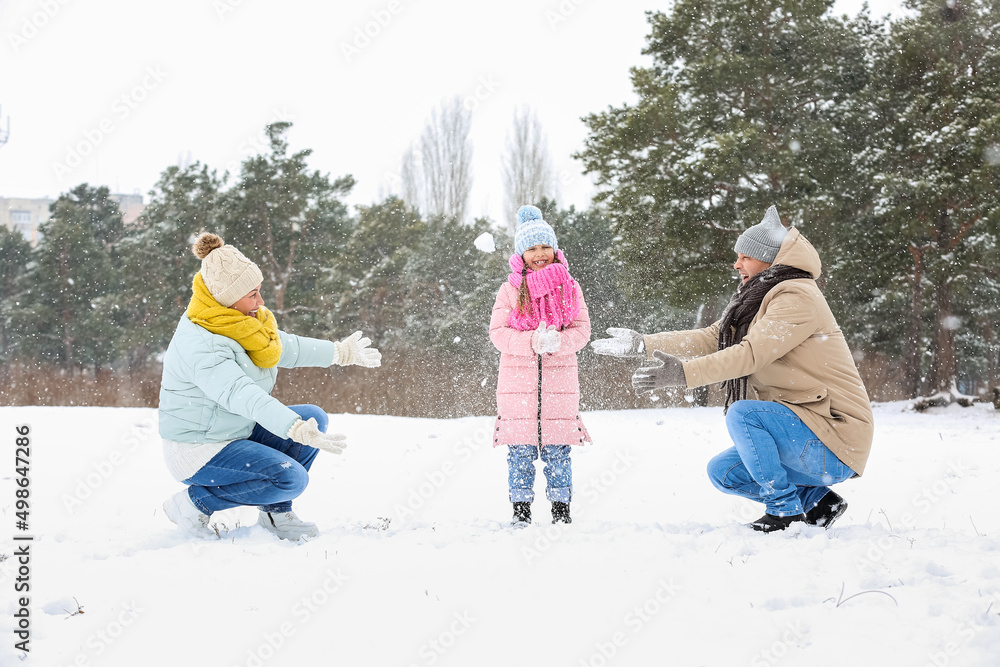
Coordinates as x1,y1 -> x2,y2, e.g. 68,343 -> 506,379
643,228 -> 874,475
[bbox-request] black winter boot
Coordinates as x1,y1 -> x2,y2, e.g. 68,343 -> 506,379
551,502 -> 572,524
748,513 -> 805,533
805,491 -> 847,528
512,502 -> 531,525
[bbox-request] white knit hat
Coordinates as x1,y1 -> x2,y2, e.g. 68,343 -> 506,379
191,233 -> 263,307
734,206 -> 789,264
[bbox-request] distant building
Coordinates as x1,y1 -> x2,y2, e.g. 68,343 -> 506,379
110,193 -> 145,225
0,197 -> 51,245
0,193 -> 145,246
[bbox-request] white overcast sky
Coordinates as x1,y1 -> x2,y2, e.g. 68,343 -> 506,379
1,0 -> 904,225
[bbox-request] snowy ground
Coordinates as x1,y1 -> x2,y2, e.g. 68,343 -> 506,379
1,401 -> 999,667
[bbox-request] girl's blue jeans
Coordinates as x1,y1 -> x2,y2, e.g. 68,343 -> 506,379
508,445 -> 572,503
707,400 -> 855,517
184,405 -> 326,515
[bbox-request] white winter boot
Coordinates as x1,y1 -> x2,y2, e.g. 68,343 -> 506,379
258,510 -> 319,540
163,489 -> 214,537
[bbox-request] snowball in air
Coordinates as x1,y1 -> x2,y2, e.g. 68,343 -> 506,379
474,232 -> 495,253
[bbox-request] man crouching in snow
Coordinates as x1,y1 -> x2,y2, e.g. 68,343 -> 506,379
158,232 -> 381,541
591,207 -> 874,532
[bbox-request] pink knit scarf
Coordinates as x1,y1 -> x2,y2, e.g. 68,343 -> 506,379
506,250 -> 581,331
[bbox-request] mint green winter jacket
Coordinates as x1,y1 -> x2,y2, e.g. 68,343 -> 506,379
158,315 -> 336,445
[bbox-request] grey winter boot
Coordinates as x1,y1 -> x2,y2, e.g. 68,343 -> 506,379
258,510 -> 319,541
163,489 -> 214,537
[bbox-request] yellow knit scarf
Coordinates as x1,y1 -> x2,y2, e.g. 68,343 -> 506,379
186,273 -> 282,368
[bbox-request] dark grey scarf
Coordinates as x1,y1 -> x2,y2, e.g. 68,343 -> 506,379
718,264 -> 814,411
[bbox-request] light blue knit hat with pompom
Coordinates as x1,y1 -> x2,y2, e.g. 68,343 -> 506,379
514,205 -> 558,256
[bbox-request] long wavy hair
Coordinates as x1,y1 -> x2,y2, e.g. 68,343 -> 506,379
515,254 -> 564,316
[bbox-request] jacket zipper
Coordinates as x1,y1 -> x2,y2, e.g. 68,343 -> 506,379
537,352 -> 543,448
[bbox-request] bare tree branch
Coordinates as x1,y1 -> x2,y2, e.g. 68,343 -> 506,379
406,97 -> 474,222
501,106 -> 554,232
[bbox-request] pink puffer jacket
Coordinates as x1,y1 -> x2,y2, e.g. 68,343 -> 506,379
489,281 -> 592,447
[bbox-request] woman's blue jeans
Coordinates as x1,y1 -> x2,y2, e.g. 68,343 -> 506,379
508,445 -> 572,503
707,400 -> 855,517
184,405 -> 326,515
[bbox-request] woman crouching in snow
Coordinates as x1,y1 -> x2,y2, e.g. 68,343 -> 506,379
489,205 -> 592,526
158,232 -> 381,541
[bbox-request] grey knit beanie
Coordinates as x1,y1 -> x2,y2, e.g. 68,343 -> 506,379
734,206 -> 789,264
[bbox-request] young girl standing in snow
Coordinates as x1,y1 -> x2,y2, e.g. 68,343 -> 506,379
489,205 -> 592,525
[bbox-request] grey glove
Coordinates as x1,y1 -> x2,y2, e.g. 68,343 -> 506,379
631,351 -> 687,394
591,328 -> 645,358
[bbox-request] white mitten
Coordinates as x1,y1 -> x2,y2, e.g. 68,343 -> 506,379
540,326 -> 561,354
286,418 -> 347,455
531,322 -> 562,355
590,328 -> 646,358
530,321 -> 553,354
334,331 -> 382,368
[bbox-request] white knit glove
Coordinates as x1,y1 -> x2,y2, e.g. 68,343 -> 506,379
591,328 -> 646,358
286,418 -> 347,455
530,321 -> 562,355
333,331 -> 382,368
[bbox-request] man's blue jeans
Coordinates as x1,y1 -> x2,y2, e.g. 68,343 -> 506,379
508,445 -> 572,503
184,405 -> 326,515
707,400 -> 855,517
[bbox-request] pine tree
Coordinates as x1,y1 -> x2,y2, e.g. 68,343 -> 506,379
220,122 -> 355,335
846,0 -> 1000,395
406,213 -> 510,356
116,163 -> 224,369
0,226 -> 32,359
576,0 -> 874,318
15,185 -> 122,371
335,196 -> 427,344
